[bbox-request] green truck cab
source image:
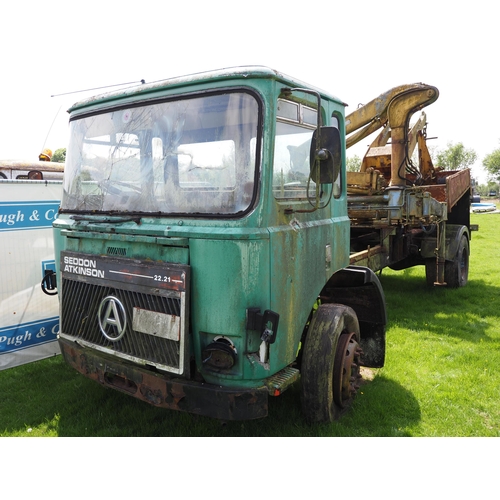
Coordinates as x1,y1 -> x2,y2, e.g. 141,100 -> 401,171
52,67 -> 386,423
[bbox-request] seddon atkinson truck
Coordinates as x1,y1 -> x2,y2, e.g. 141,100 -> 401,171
46,67 -> 471,423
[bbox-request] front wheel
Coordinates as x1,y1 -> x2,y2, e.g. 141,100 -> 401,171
300,304 -> 363,424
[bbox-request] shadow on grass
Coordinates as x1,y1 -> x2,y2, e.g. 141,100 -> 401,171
59,371 -> 421,437
1,356 -> 420,437
379,272 -> 499,344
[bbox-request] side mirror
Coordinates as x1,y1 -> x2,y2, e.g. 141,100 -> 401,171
309,126 -> 342,184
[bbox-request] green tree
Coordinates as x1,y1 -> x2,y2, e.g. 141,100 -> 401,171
436,142 -> 477,170
482,146 -> 500,182
52,148 -> 66,163
346,155 -> 361,172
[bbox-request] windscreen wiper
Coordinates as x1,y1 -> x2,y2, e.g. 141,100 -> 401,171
70,215 -> 141,224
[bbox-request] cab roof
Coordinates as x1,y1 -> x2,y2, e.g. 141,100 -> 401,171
68,66 -> 343,114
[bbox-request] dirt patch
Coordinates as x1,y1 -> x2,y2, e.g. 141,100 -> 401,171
360,366 -> 377,382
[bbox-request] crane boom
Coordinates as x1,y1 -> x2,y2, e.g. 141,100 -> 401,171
345,83 -> 438,151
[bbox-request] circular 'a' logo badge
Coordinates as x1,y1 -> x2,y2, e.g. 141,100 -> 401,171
98,296 -> 127,341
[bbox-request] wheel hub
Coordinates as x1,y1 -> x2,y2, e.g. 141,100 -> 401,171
333,332 -> 363,408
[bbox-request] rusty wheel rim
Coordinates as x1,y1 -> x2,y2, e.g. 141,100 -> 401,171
333,332 -> 362,408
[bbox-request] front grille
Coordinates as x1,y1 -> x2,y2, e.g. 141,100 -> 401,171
59,251 -> 190,376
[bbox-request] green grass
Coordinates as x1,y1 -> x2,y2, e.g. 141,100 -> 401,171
1,211 -> 499,437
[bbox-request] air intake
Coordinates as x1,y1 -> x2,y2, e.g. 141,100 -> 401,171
107,247 -> 127,256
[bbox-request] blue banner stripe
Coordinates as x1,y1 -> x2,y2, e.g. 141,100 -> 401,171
0,317 -> 59,353
0,201 -> 60,232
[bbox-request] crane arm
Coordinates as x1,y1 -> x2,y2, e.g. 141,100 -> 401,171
345,83 -> 439,193
345,83 -> 438,150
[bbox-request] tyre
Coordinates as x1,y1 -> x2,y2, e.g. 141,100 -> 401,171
300,304 -> 362,424
425,234 -> 469,288
425,258 -> 437,287
445,234 -> 469,288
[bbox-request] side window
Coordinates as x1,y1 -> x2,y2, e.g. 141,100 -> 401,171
273,100 -> 318,200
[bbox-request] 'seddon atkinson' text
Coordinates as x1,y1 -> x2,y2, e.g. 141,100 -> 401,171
63,256 -> 105,278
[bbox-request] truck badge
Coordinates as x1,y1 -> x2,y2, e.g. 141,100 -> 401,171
98,296 -> 127,341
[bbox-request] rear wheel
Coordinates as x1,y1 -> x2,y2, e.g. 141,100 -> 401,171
425,258 -> 438,287
445,234 -> 469,288
425,234 -> 469,288
301,304 -> 363,423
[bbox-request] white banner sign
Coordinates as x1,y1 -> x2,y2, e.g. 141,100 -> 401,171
0,180 -> 62,370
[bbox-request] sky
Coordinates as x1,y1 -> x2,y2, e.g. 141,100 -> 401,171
1,0 -> 497,184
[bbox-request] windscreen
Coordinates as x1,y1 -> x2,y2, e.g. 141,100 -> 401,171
62,92 -> 260,216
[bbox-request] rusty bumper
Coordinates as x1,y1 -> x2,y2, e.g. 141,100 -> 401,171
59,337 -> 268,421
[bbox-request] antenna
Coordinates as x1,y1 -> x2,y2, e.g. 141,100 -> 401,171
51,79 -> 146,98
43,79 -> 146,158
40,104 -> 63,157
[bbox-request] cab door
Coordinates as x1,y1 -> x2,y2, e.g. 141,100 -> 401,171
267,98 -> 349,370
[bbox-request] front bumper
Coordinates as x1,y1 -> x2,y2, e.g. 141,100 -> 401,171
59,337 -> 269,420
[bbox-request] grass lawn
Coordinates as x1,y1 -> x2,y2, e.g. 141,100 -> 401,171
0,211 -> 499,437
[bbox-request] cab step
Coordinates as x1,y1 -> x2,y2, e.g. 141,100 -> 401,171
265,366 -> 300,396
